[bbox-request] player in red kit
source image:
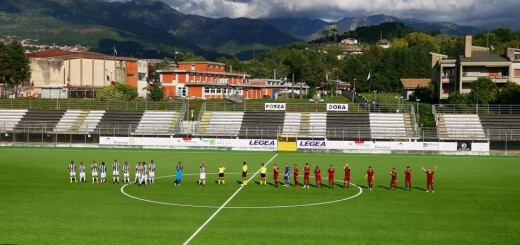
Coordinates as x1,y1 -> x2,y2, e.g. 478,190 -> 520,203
404,166 -> 412,191
422,165 -> 437,193
343,163 -> 351,189
303,163 -> 311,188
365,166 -> 375,190
273,164 -> 280,187
327,165 -> 335,189
389,168 -> 397,191
293,164 -> 299,188
314,166 -> 323,188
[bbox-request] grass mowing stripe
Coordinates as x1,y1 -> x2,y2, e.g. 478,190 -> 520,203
182,153 -> 278,245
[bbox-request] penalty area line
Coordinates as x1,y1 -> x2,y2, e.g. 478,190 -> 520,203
182,153 -> 278,245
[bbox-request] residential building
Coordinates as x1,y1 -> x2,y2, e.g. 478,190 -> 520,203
376,39 -> 391,49
400,78 -> 431,100
340,38 -> 358,45
137,60 -> 149,98
26,49 -> 137,98
431,35 -> 519,100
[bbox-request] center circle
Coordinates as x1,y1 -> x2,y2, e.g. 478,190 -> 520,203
120,173 -> 363,209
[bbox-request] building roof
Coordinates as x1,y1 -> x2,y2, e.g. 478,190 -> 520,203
26,48 -> 137,61
27,49 -> 108,58
400,78 -> 431,89
459,51 -> 509,63
177,61 -> 225,66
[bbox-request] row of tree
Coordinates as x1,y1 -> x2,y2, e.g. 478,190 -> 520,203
447,78 -> 520,105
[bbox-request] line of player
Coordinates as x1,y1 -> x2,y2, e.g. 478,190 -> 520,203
67,160 -> 156,186
68,160 -> 438,193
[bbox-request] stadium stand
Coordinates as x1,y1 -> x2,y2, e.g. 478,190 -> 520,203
95,111 -> 144,135
479,114 -> 520,141
438,114 -> 487,140
14,109 -> 66,132
326,113 -> 371,140
196,111 -> 244,136
369,113 -> 409,139
77,110 -> 105,133
54,110 -> 82,132
282,112 -> 301,134
239,112 -> 285,138
300,112 -> 326,137
0,109 -> 27,132
134,111 -> 178,135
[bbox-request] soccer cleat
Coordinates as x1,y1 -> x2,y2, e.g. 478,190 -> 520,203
432,191 -> 434,194
426,190 -> 429,192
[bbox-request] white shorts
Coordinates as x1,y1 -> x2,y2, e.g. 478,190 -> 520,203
200,173 -> 206,180
92,172 -> 98,177
124,173 -> 129,178
80,172 -> 86,178
113,171 -> 119,176
149,172 -> 155,178
136,174 -> 141,179
101,173 -> 106,179
70,172 -> 76,177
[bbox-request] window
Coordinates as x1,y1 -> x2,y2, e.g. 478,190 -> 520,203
514,69 -> 520,78
515,53 -> 520,61
138,73 -> 146,81
178,87 -> 187,97
204,87 -> 210,93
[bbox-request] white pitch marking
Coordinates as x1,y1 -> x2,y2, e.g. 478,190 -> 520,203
120,175 -> 363,209
182,154 -> 278,245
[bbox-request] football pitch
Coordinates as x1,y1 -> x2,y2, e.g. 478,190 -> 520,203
1,147 -> 519,244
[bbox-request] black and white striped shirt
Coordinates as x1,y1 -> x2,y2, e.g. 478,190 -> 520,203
100,165 -> 107,173
91,164 -> 98,173
80,165 -> 85,173
149,164 -> 155,173
123,165 -> 129,173
113,162 -> 119,171
69,164 -> 75,172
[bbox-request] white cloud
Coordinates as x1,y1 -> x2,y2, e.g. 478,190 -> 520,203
131,0 -> 520,29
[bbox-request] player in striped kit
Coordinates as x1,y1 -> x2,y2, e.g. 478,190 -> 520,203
123,162 -> 130,184
134,162 -> 142,184
68,161 -> 77,183
112,160 -> 120,184
79,162 -> 86,183
139,162 -> 148,186
148,160 -> 156,184
91,161 -> 98,183
100,162 -> 107,183
198,161 -> 206,186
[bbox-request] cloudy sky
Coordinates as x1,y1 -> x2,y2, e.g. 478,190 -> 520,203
149,0 -> 519,29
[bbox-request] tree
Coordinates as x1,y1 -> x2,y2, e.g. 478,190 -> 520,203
409,82 -> 436,104
147,82 -> 164,101
321,28 -> 331,44
447,92 -> 469,104
497,81 -> 520,104
405,32 -> 440,53
1,41 -> 31,97
331,27 -> 339,44
96,83 -> 137,101
468,77 -> 498,104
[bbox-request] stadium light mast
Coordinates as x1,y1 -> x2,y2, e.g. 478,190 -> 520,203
416,98 -> 421,126
309,99 -> 324,112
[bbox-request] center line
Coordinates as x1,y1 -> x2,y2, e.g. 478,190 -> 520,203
182,153 -> 278,245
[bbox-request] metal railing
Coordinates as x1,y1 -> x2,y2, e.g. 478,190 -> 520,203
202,102 -> 410,113
434,104 -> 520,115
0,99 -> 185,111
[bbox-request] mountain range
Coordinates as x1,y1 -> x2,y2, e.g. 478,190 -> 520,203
0,0 -> 480,59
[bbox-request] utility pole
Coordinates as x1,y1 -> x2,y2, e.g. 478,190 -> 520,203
291,72 -> 295,99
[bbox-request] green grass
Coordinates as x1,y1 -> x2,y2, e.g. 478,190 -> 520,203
1,147 -> 519,244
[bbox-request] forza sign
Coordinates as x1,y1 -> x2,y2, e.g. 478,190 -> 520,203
265,103 -> 286,111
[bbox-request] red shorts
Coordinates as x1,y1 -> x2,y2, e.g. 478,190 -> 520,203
367,177 -> 374,183
427,181 -> 434,185
315,175 -> 322,181
391,179 -> 397,185
405,177 -> 411,183
344,176 -> 351,182
304,175 -> 310,181
294,175 -> 299,181
328,176 -> 334,181
274,175 -> 279,181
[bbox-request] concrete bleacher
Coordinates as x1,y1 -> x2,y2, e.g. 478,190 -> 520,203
479,114 -> 520,140
239,112 -> 285,138
369,113 -> 408,139
282,112 -> 301,134
77,110 -> 105,133
134,111 -> 177,135
95,111 -> 144,135
439,114 -> 487,140
300,112 -> 326,137
196,111 -> 244,136
54,110 -> 82,132
0,109 -> 27,132
14,109 -> 66,132
326,113 -> 371,140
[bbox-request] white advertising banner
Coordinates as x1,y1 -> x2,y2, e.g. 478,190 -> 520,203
100,137 -> 277,150
326,103 -> 349,111
264,103 -> 286,111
